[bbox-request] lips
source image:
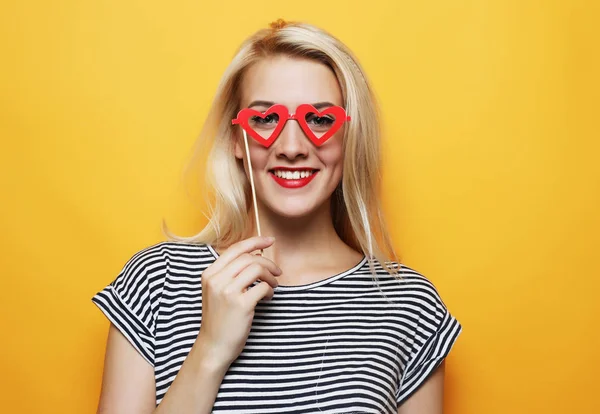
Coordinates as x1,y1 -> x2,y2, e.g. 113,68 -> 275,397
268,167 -> 319,189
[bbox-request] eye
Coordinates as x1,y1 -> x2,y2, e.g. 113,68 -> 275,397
250,113 -> 279,124
306,114 -> 335,128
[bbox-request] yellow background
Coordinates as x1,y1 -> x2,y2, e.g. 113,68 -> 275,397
1,0 -> 598,412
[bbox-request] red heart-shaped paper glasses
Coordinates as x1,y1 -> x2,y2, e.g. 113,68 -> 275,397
232,104 -> 351,148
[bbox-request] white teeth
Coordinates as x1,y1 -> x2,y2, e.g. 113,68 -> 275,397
272,170 -> 314,180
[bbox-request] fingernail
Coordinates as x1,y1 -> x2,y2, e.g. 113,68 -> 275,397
265,236 -> 275,242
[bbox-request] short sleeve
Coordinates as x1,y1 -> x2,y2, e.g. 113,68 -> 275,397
396,278 -> 462,405
92,247 -> 159,366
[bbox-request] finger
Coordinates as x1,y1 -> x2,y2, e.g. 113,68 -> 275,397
207,237 -> 275,276
229,263 -> 279,292
230,254 -> 282,279
243,281 -> 275,305
209,254 -> 282,290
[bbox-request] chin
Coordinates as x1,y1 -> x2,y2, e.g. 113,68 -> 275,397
264,198 -> 322,220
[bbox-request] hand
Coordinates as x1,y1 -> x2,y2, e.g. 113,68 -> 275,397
194,236 -> 281,369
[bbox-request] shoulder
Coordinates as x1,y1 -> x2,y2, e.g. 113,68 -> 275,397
111,241 -> 217,294
376,260 -> 450,319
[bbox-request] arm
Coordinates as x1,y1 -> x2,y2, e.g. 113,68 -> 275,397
97,324 -> 229,414
397,361 -> 445,414
96,324 -> 155,413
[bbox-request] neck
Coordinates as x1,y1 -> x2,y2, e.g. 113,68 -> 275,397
246,199 -> 350,268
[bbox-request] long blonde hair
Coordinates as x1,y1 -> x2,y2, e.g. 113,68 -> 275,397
163,19 -> 400,276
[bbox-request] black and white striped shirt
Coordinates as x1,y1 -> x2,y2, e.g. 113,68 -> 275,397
92,241 -> 462,413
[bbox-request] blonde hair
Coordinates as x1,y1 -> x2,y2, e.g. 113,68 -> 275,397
163,19 -> 401,277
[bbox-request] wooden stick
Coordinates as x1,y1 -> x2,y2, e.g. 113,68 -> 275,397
242,129 -> 263,256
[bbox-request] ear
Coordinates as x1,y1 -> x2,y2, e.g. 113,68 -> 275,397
233,129 -> 245,160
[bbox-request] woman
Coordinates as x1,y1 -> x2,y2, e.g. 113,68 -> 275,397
92,19 -> 462,414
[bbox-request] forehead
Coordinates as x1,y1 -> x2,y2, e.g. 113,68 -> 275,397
240,55 -> 343,108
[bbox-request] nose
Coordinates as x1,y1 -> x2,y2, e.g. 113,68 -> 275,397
274,119 -> 309,160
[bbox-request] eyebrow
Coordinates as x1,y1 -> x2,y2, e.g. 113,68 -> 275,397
247,100 -> 337,110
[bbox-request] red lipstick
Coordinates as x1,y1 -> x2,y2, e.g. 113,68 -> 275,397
269,167 -> 319,189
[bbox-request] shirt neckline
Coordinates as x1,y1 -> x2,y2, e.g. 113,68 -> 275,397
205,244 -> 367,292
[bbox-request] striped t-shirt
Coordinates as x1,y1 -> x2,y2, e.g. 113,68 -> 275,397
92,241 -> 462,413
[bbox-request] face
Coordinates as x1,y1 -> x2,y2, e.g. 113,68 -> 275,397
234,55 -> 346,219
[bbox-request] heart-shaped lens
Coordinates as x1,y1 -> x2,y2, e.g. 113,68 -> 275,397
232,104 -> 289,148
295,104 -> 349,147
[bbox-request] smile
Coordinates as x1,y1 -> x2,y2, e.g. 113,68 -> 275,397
268,168 -> 319,188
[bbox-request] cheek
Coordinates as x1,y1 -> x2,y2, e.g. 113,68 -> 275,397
234,131 -> 269,170
246,144 -> 270,171
320,136 -> 344,171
